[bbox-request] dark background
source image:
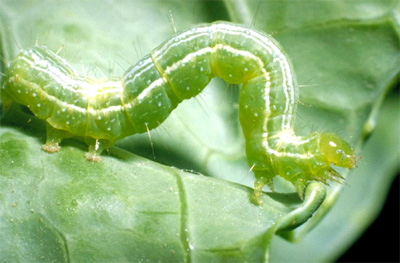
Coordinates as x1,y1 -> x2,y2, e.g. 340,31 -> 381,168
337,175 -> 399,262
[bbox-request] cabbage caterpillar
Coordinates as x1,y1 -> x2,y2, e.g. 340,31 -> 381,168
2,21 -> 356,202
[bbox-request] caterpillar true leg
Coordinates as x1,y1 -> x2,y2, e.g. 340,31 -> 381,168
252,175 -> 274,205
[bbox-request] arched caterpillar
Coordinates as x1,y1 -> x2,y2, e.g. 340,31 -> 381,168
2,21 -> 356,203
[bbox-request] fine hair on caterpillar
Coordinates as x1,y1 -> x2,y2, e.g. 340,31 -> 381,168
1,21 -> 357,204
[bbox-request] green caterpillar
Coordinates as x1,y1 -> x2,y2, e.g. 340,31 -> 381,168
2,21 -> 356,203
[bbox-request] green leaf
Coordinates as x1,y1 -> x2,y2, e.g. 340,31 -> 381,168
0,0 -> 399,262
0,124 -> 327,262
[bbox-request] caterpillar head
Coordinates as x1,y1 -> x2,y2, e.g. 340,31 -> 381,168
319,132 -> 356,169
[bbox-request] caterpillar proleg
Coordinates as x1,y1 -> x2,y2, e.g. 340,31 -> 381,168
2,21 -> 357,202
